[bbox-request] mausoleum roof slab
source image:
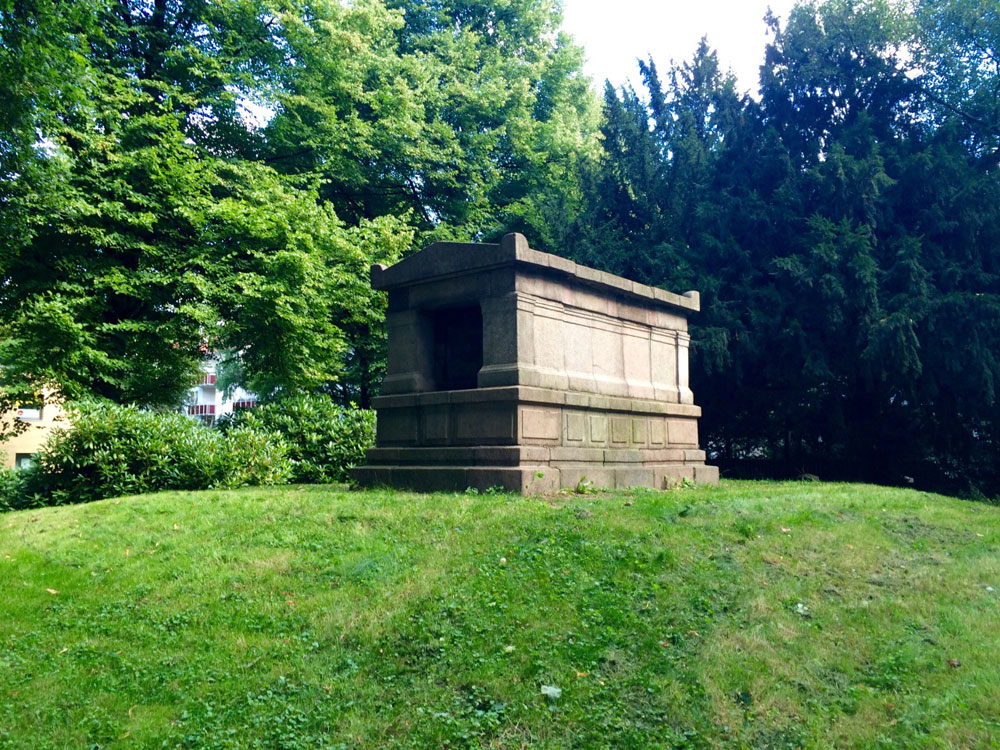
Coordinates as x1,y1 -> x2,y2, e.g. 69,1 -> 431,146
370,233 -> 699,313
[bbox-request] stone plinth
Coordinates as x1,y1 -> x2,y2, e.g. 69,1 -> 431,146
352,233 -> 718,493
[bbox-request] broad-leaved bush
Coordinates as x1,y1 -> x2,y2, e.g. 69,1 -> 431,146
2,402 -> 290,509
219,395 -> 374,483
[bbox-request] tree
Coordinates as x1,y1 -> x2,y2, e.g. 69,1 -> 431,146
912,0 -> 1000,163
571,1 -> 1000,495
1,0 -> 600,411
0,0 -> 405,407
0,0 -> 97,182
263,0 -> 601,248
0,89 -> 377,404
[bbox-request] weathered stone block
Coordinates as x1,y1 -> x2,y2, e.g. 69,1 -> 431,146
550,446 -> 605,463
694,464 -> 720,484
565,413 -> 585,442
589,415 -> 608,444
650,419 -> 665,446
667,419 -> 698,446
558,466 -> 616,491
615,468 -> 656,489
521,408 -> 561,440
611,417 -> 630,445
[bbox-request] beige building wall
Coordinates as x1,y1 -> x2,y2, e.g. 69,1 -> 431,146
1,402 -> 65,469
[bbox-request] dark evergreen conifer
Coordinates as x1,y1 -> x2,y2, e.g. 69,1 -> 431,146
570,0 -> 1000,495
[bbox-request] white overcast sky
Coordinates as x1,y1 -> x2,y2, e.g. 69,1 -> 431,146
560,0 -> 799,96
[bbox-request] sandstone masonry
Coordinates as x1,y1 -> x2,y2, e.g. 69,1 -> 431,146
351,233 -> 719,493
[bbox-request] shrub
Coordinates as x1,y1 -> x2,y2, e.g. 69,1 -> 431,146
0,469 -> 27,512
7,402 -> 291,509
214,424 -> 293,488
219,394 -> 375,483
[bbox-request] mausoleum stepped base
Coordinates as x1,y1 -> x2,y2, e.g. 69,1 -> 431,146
352,385 -> 719,493
352,462 -> 719,495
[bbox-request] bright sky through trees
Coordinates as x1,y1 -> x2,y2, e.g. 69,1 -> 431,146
561,0 -> 798,94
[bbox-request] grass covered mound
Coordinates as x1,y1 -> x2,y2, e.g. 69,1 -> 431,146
1,482 -> 998,748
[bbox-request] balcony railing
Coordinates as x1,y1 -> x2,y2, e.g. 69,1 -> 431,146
187,404 -> 216,416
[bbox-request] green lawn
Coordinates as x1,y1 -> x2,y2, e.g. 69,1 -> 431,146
1,481 -> 999,749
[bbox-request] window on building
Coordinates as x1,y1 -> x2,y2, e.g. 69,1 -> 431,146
14,453 -> 35,470
16,402 -> 42,421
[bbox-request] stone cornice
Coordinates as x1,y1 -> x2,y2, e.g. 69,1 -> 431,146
370,233 -> 700,314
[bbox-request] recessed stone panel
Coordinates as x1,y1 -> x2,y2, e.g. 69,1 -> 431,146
422,408 -> 449,442
611,417 -> 629,445
589,415 -> 608,444
565,412 -> 585,442
622,331 -> 654,399
377,411 -> 418,445
533,312 -> 565,371
521,407 -> 561,440
592,328 -> 625,395
667,419 -> 698,446
563,320 -> 594,386
455,406 -> 515,442
631,418 -> 647,446
649,419 -> 665,446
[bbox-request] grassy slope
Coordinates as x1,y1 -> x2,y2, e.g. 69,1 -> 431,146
1,481 -> 999,749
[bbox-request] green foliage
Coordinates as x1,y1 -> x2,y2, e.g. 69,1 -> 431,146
0,0 -> 598,411
214,424 -> 294,490
0,0 -> 97,182
568,1 -> 1000,495
264,0 -> 601,247
0,87 -> 386,405
912,0 -> 1000,161
3,402 -> 290,509
220,395 -> 375,484
0,469 -> 26,513
0,393 -> 31,443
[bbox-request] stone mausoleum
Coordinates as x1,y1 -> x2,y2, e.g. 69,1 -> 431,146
351,233 -> 718,493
